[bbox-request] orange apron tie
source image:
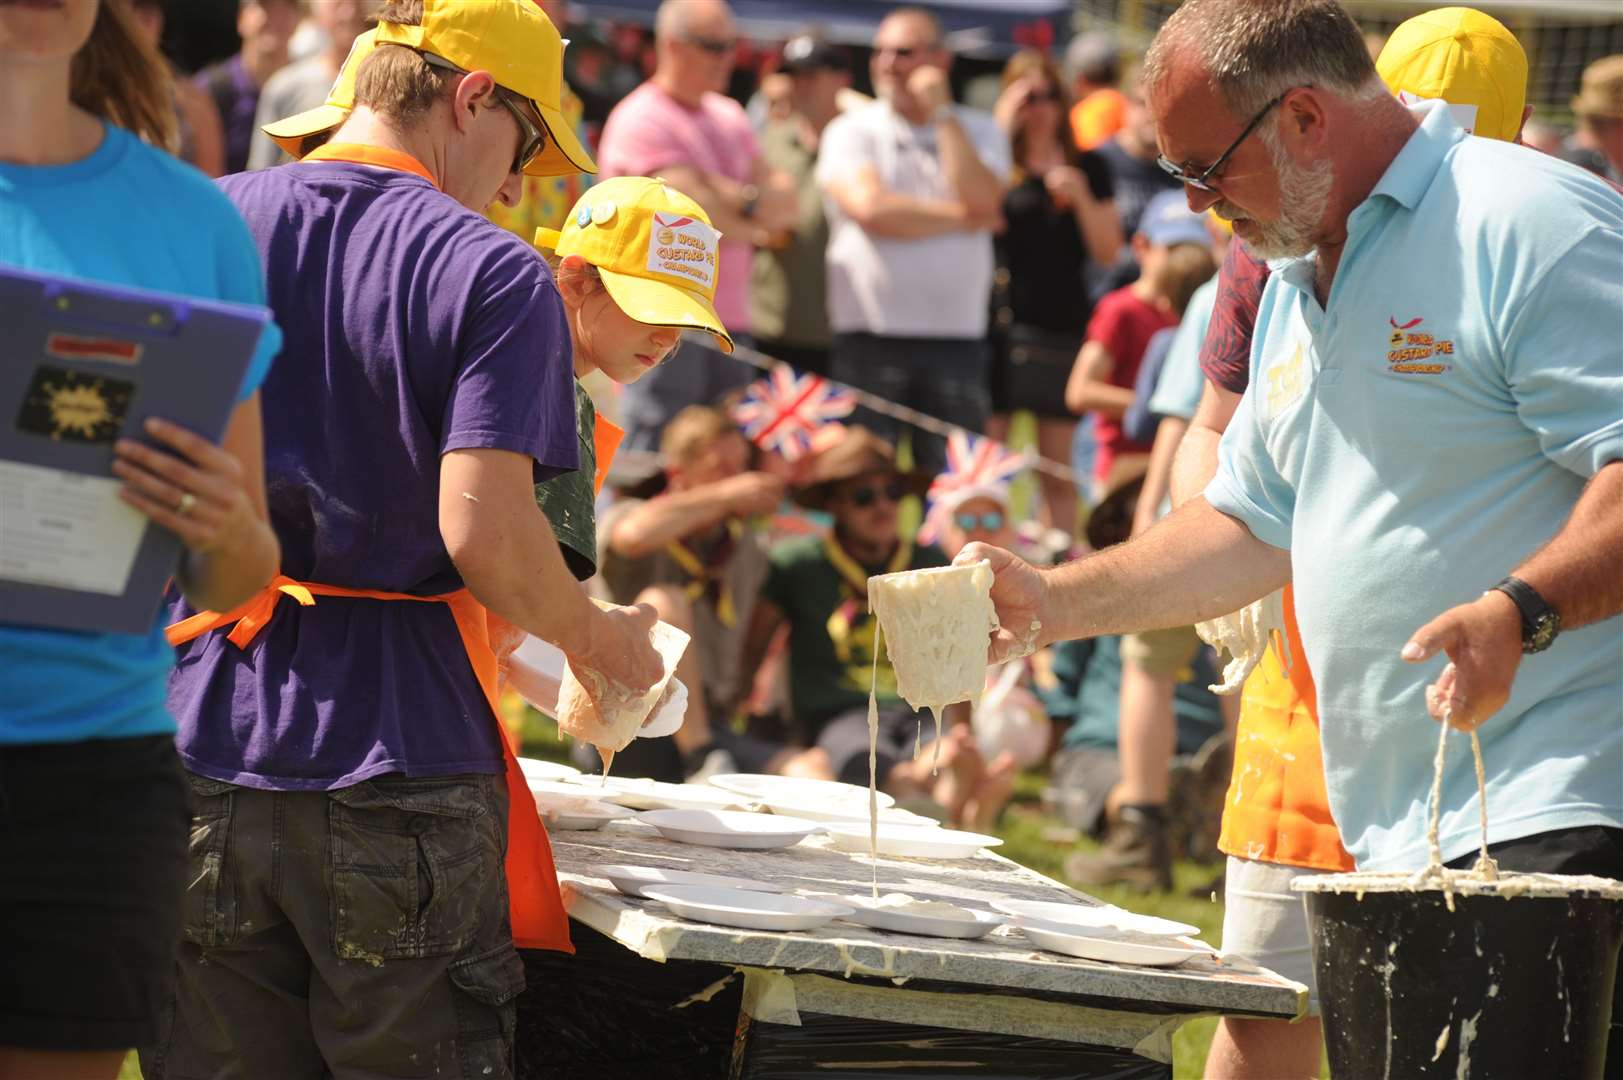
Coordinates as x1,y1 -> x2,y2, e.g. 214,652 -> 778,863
168,579 -> 574,954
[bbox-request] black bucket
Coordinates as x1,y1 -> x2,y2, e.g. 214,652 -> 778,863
1296,873 -> 1623,1079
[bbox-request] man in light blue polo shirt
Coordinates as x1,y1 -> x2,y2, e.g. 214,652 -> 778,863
961,0 -> 1623,882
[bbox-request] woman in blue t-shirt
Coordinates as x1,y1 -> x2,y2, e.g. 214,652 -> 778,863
0,1 -> 280,1075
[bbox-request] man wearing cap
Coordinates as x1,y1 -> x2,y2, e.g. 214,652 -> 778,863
597,0 -> 798,453
817,6 -> 1010,474
751,34 -> 854,377
966,1 -> 1622,1074
147,3 -> 664,1077
245,0 -> 373,170
740,430 -> 991,817
1572,54 -> 1623,183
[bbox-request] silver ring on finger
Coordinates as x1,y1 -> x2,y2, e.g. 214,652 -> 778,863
177,491 -> 197,516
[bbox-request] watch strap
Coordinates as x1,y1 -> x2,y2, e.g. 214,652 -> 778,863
1489,575 -> 1560,653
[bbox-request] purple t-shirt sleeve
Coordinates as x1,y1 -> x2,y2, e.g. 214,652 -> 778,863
440,256 -> 579,482
1198,243 -> 1271,394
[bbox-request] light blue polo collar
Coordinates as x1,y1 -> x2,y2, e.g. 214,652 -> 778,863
1365,99 -> 1465,212
1271,101 -> 1466,296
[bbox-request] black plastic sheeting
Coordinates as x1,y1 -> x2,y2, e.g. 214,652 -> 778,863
516,922 -> 1171,1079
732,1010 -> 1169,1080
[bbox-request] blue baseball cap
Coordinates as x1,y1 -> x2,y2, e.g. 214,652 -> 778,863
1138,191 -> 1212,249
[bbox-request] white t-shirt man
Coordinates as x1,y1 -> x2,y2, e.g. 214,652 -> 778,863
817,100 -> 1010,339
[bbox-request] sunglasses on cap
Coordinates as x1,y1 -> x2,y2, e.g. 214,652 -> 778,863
953,510 -> 1005,532
1156,89 -> 1297,193
844,481 -> 905,508
420,51 -> 547,176
683,34 -> 737,56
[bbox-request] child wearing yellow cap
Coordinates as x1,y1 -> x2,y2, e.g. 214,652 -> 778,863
526,175 -> 733,581
503,177 -> 734,719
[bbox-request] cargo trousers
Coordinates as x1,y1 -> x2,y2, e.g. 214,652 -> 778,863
140,772 -> 524,1080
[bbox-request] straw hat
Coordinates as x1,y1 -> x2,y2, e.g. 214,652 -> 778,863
792,428 -> 930,511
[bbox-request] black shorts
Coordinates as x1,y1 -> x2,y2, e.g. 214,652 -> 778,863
0,734 -> 188,1050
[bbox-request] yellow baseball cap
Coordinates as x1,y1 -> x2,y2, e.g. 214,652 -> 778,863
265,0 -> 595,176
263,29 -> 378,159
536,178 -> 733,353
1376,7 -> 1527,144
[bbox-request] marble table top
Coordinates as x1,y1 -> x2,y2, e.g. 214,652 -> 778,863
549,819 -> 1306,1021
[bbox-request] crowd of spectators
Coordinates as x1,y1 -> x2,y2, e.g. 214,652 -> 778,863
140,0 -> 1623,874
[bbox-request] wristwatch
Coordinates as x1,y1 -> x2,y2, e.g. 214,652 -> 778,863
739,184 -> 761,221
1488,576 -> 1561,653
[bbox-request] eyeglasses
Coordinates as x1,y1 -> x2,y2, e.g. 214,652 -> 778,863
1156,89 -> 1295,193
683,35 -> 737,56
420,51 -> 547,176
875,45 -> 920,60
953,510 -> 1005,532
845,481 -> 905,508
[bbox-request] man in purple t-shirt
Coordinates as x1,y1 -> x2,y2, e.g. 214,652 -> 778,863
597,0 -> 797,451
149,3 -> 661,1077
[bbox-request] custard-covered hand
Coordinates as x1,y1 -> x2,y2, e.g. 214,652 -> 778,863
955,542 -> 1051,663
1402,590 -> 1523,731
907,65 -> 952,116
573,601 -> 663,696
113,417 -> 262,556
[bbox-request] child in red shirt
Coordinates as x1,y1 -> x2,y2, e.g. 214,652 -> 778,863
1065,191 -> 1218,489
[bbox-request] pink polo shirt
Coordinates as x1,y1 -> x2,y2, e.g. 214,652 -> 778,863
597,81 -> 759,332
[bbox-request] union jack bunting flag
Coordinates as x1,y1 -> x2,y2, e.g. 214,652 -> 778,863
918,430 -> 1029,544
732,363 -> 857,461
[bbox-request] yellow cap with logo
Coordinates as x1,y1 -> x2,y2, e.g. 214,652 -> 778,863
264,0 -> 595,176
1376,7 -> 1527,144
537,177 -> 733,353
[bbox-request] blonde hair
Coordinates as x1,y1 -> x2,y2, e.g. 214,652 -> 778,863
71,0 -> 177,149
1160,243 -> 1218,318
660,405 -> 740,467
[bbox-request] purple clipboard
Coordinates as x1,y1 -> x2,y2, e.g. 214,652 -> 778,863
0,263 -> 273,635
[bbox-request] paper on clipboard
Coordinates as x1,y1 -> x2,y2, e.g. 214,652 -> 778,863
0,264 -> 273,635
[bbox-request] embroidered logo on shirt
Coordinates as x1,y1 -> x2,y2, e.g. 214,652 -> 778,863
1386,316 -> 1454,375
1265,342 -> 1307,419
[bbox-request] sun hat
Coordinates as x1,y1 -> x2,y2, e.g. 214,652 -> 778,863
1571,55 -> 1623,122
1376,7 -> 1527,143
534,177 -> 733,352
791,428 -> 930,511
265,0 -> 595,176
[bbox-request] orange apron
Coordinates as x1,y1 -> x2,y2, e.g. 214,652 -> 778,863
168,581 -> 573,953
1215,585 -> 1356,872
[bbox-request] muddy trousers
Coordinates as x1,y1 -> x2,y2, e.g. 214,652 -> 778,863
140,772 -> 524,1080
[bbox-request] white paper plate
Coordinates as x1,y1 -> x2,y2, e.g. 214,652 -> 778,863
581,777 -> 758,813
643,884 -> 853,931
1016,920 -> 1211,967
637,809 -> 822,850
531,795 -> 624,830
838,896 -> 1002,940
517,757 -> 581,782
991,898 -> 1199,938
708,773 -> 895,809
760,797 -> 940,827
821,822 -> 1003,859
595,864 -> 787,900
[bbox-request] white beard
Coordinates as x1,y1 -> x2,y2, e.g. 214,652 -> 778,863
1219,129 -> 1334,260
